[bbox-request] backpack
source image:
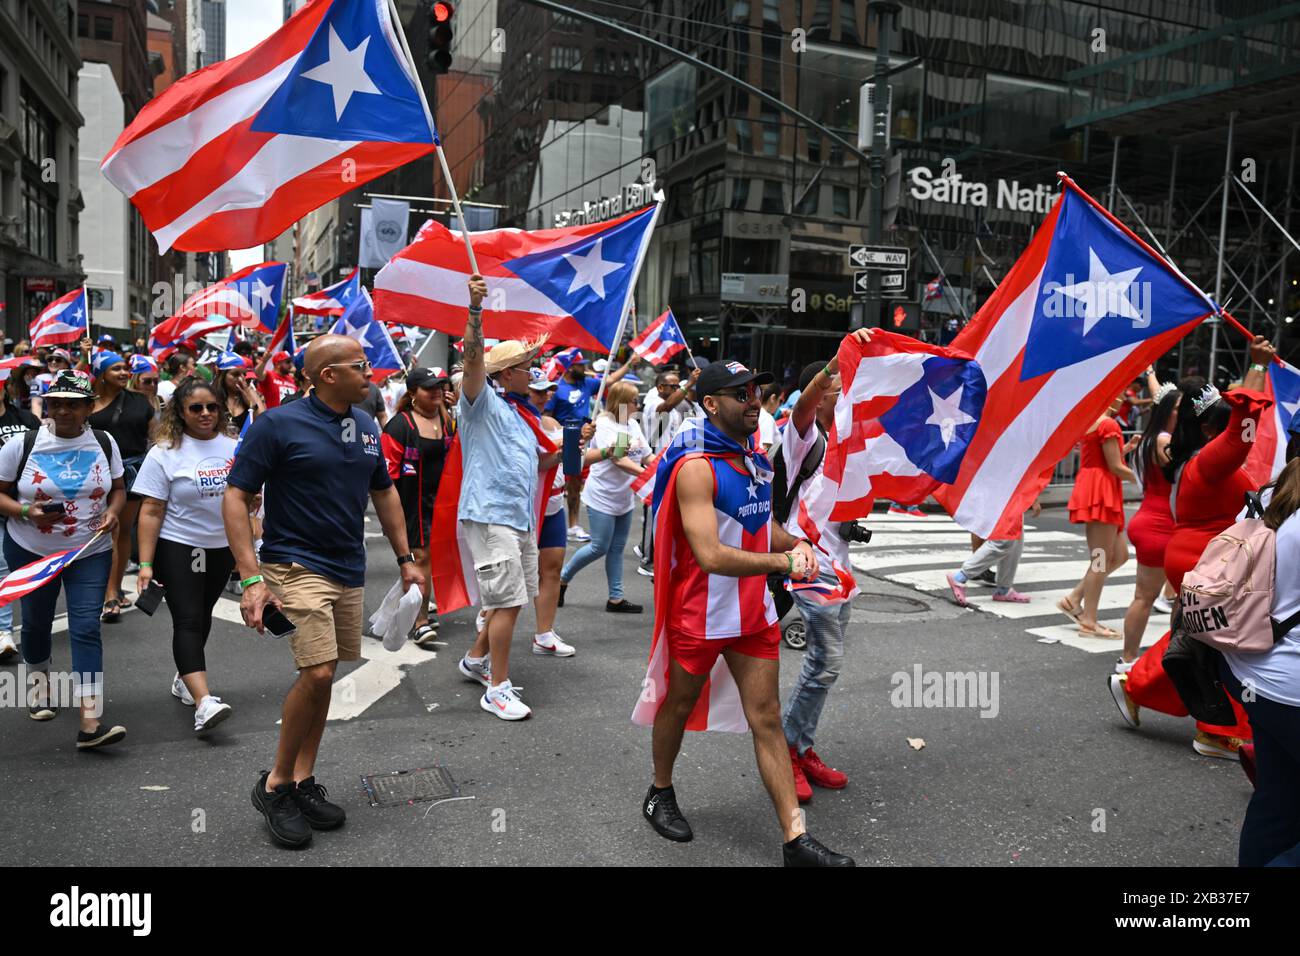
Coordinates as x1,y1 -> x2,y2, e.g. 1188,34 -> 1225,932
1178,515 -> 1300,654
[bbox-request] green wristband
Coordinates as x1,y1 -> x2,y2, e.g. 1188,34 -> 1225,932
824,361 -> 836,378
138,562 -> 153,568
240,574 -> 264,588
786,552 -> 794,575
1251,363 -> 1267,373
20,504 -> 29,519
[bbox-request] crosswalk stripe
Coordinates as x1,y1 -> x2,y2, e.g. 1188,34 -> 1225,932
852,548 -> 1065,573
887,561 -> 1136,591
1026,617 -> 1165,654
863,530 -> 1079,547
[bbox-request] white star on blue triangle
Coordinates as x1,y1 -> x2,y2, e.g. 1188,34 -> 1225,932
878,355 -> 986,483
251,0 -> 434,144
1271,362 -> 1300,435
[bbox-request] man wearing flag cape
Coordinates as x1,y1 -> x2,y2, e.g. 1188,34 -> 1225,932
630,360 -> 855,866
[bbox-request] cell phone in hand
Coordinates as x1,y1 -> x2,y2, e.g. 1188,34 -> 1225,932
261,605 -> 297,639
41,502 -> 67,516
134,581 -> 165,616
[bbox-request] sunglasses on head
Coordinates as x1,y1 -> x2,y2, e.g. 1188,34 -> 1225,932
186,402 -> 221,414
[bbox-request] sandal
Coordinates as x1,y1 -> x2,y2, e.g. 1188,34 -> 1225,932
1055,596 -> 1083,623
116,590 -> 133,609
411,623 -> 439,647
101,599 -> 122,623
1077,622 -> 1121,638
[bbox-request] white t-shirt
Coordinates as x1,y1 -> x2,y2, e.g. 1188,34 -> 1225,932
581,415 -> 650,517
781,417 -> 852,574
131,433 -> 239,549
382,380 -> 406,418
758,408 -> 777,451
641,389 -> 682,453
0,424 -> 124,556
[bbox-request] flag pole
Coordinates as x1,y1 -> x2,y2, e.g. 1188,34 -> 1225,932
387,0 -> 481,277
593,303 -> 633,412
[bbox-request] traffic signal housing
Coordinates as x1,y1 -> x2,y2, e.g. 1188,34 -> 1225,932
428,2 -> 454,75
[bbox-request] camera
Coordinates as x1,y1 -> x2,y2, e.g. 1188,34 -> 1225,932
837,521 -> 872,544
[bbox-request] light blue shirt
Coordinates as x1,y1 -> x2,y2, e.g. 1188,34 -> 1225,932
456,387 -> 538,533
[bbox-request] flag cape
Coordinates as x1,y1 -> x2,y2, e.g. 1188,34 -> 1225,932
374,202 -> 661,352
100,0 -> 437,253
932,174 -> 1217,539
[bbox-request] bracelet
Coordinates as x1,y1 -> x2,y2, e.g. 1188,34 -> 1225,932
1250,363 -> 1267,372
468,305 -> 483,315
785,552 -> 795,575
823,361 -> 837,378
138,561 -> 153,568
240,574 -> 264,588
20,504 -> 29,519
678,382 -> 689,392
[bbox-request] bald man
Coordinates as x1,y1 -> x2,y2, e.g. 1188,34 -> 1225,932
224,334 -> 422,848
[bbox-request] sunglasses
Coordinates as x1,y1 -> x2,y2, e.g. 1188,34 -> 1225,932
186,402 -> 221,414
138,377 -> 159,385
713,386 -> 760,403
325,360 -> 372,374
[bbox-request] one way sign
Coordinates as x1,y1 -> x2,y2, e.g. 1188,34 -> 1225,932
848,244 -> 909,270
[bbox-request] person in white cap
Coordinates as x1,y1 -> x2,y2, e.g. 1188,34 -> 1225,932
456,277 -> 563,720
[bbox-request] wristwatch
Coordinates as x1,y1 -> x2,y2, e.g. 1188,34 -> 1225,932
397,553 -> 416,566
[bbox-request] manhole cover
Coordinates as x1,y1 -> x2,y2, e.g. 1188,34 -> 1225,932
852,591 -> 929,614
362,767 -> 459,808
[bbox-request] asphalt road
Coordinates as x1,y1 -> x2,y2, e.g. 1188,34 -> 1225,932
0,504 -> 1250,867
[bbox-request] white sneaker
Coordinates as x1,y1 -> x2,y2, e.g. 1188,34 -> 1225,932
0,630 -> 18,663
428,598 -> 439,614
533,631 -> 575,657
633,544 -> 643,559
636,564 -> 654,578
171,674 -> 195,707
568,525 -> 591,542
481,680 -> 531,720
475,610 -> 487,635
1153,595 -> 1174,614
194,695 -> 232,734
1114,658 -> 1135,675
458,655 -> 492,688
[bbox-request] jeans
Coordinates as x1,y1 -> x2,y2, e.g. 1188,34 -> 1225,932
561,505 -> 632,600
4,532 -> 113,696
960,536 -> 1024,588
782,581 -> 852,754
1221,661 -> 1300,867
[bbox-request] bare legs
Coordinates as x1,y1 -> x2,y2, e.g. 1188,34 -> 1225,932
1065,523 -> 1128,630
267,660 -> 336,790
1122,562 -> 1167,663
534,547 -> 564,635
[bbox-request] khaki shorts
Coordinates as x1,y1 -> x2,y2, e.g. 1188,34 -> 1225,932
462,520 -> 539,610
262,563 -> 364,668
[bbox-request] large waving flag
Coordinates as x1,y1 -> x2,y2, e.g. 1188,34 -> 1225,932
373,201 -> 662,351
331,287 -> 403,381
100,0 -> 438,253
932,174 -> 1217,539
629,308 -> 687,365
293,267 -> 360,316
1246,359 -> 1300,487
30,288 -> 90,348
822,331 -> 986,520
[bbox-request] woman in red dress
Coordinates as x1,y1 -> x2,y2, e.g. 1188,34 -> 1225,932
1059,395 -> 1136,637
1118,377 -> 1180,671
1109,337 -> 1276,759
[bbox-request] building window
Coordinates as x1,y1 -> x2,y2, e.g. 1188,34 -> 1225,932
730,177 -> 751,210
762,0 -> 780,25
94,16 -> 113,41
549,46 -> 582,70
760,179 -> 784,214
76,13 -> 87,36
734,118 -> 752,153
19,87 -> 54,166
22,180 -> 56,260
832,186 -> 852,218
761,124 -> 779,156
730,1 -> 750,22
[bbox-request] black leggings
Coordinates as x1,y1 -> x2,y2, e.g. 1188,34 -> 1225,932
154,538 -> 236,676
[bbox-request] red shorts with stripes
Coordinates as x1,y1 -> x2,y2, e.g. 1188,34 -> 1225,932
666,623 -> 780,676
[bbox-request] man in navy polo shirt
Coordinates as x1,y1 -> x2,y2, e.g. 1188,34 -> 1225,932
546,353 -> 633,541
224,334 -> 421,849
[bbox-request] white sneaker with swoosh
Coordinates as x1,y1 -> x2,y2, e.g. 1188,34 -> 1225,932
481,680 -> 531,720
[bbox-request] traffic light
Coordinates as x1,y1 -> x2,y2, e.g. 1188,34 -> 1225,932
427,2 -> 454,75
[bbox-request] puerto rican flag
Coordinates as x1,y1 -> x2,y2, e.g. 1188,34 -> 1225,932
931,174 -> 1217,539
148,261 -> 288,358
542,347 -> 583,381
331,287 -> 404,381
924,275 -> 945,302
1245,359 -> 1300,487
30,288 -> 90,348
823,331 -> 986,521
631,448 -> 662,504
128,354 -> 159,375
293,267 -> 360,317
629,308 -> 687,365
100,0 -> 438,253
0,534 -> 105,609
374,201 -> 661,352
267,308 -> 297,357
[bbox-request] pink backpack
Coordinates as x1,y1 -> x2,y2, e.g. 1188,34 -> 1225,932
1179,516 -> 1300,653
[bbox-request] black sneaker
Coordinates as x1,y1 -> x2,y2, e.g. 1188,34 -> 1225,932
976,570 -> 997,587
292,776 -> 347,830
251,771 -> 313,847
643,784 -> 693,842
607,599 -> 643,614
76,724 -> 126,749
28,702 -> 55,721
782,833 -> 856,867
557,582 -> 567,608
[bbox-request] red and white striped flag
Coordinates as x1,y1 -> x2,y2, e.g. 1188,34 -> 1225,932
30,288 -> 90,348
100,0 -> 438,253
631,448 -> 662,505
0,533 -> 105,609
628,308 -> 687,365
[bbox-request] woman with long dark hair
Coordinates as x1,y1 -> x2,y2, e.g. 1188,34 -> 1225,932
213,365 -> 265,432
1117,379 -> 1181,671
1110,336 -> 1275,759
133,378 -> 242,733
380,367 -> 454,647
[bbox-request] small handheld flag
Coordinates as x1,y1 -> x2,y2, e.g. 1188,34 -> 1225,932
30,288 -> 90,348
629,308 -> 687,366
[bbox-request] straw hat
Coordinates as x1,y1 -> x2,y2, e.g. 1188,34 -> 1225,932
484,334 -> 549,374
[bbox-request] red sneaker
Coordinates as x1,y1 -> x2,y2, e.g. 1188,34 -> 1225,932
797,748 -> 848,789
788,745 -> 812,803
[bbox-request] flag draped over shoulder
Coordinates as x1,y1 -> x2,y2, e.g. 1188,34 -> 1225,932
374,202 -> 661,352
931,174 -> 1218,539
100,0 -> 438,253
632,419 -> 771,734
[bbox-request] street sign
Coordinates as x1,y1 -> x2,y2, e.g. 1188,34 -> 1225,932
852,271 -> 869,295
848,244 -> 909,270
854,270 -> 909,299
880,271 -> 906,292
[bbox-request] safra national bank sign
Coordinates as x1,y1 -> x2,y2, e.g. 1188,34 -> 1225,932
908,165 -> 1057,214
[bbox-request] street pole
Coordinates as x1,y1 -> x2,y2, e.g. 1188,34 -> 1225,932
1107,136 -> 1121,213
1277,124 -> 1297,352
1210,111 -> 1236,386
1167,145 -> 1185,379
859,1 -> 901,331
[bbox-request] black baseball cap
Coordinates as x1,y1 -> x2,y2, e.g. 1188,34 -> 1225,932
407,366 -> 450,390
695,360 -> 774,398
